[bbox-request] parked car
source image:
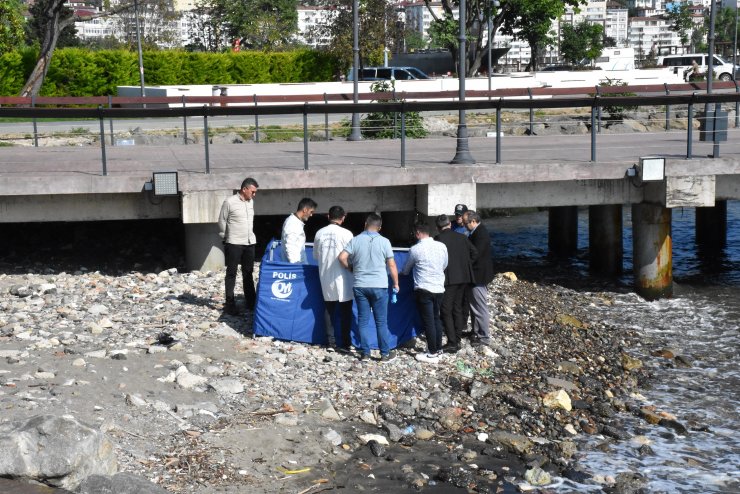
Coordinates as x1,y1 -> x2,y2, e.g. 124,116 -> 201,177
347,66 -> 430,81
657,53 -> 739,81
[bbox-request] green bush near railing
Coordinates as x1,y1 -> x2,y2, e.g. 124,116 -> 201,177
0,48 -> 340,97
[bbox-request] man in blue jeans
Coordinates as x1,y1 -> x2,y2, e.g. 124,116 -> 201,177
402,223 -> 448,364
338,213 -> 399,362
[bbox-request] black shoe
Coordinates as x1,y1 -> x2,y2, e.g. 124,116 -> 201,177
337,346 -> 352,355
380,350 -> 397,363
442,343 -> 460,354
223,302 -> 239,316
358,353 -> 370,362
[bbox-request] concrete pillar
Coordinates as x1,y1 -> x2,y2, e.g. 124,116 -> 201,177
695,200 -> 727,248
632,203 -> 672,299
185,223 -> 224,272
588,205 -> 623,275
380,211 -> 418,246
548,206 -> 578,256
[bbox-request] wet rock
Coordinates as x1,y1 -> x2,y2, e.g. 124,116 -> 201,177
77,472 -> 169,493
555,313 -> 585,329
674,355 -> 692,368
650,348 -> 675,359
368,439 -> 386,457
659,418 -> 688,435
621,353 -> 643,371
543,389 -> 572,411
524,466 -> 552,486
438,466 -> 475,489
606,471 -> 648,494
602,425 -> 631,440
637,444 -> 654,456
563,467 -> 591,483
490,431 -> 533,455
0,414 -> 117,490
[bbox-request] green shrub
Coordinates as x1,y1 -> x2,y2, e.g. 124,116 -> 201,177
0,49 -> 340,96
360,80 -> 427,139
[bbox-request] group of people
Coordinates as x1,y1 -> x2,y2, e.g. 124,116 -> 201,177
218,177 -> 494,363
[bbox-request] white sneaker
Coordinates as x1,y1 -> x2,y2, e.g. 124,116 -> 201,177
415,353 -> 440,363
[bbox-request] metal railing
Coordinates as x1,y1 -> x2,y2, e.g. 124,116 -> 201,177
2,81 -> 740,176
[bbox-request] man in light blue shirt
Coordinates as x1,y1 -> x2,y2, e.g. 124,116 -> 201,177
402,223 -> 448,363
338,213 -> 399,362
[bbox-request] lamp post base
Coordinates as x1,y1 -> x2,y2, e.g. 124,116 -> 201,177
450,124 -> 475,164
348,113 -> 362,141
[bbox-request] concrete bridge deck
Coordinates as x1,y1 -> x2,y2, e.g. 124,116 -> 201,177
2,129 -> 740,197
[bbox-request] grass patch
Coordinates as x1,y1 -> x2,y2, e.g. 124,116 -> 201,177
0,141 -> 14,147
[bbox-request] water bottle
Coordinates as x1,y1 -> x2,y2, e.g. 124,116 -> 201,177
391,287 -> 398,304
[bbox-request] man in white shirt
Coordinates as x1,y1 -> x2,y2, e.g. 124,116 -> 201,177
401,222 -> 448,363
313,205 -> 354,352
281,197 -> 317,263
217,177 -> 259,316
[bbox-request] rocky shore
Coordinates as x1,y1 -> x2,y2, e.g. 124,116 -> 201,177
0,259 -> 686,494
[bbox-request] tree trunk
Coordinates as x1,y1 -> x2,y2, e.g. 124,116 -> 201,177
20,0 -> 71,97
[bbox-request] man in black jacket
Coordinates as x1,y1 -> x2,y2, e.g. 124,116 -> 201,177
465,211 -> 494,346
435,215 -> 477,353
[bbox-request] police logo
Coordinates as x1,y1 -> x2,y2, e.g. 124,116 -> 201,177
271,280 -> 293,299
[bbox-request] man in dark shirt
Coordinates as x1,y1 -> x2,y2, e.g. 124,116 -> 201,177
465,211 -> 494,346
434,215 -> 477,353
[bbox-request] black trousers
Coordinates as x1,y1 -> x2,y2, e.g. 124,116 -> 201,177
224,243 -> 256,308
325,300 -> 353,348
441,283 -> 468,346
415,289 -> 444,354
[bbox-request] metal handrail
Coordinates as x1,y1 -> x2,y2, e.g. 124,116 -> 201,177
2,89 -> 739,176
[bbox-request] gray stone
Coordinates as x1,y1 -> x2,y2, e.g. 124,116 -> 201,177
546,376 -> 579,392
383,423 -> 404,442
524,466 -> 552,486
87,304 -> 109,316
0,415 -> 117,490
322,429 -> 342,446
469,380 -> 493,399
319,399 -> 341,421
208,378 -> 245,396
77,472 -> 169,494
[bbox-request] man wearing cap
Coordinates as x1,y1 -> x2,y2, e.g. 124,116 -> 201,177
452,204 -> 469,236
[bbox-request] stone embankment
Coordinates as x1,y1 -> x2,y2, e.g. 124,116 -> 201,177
0,266 -> 685,493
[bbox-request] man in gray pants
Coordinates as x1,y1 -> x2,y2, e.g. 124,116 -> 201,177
465,211 -> 494,346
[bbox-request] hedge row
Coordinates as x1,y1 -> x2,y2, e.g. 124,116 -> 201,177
0,48 -> 340,96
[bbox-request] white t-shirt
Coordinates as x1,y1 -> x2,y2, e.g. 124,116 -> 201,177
313,223 -> 354,302
281,214 -> 306,264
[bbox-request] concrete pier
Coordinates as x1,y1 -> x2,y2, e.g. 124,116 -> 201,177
185,223 -> 224,272
695,200 -> 728,248
632,202 -> 673,299
589,205 -> 623,275
548,206 -> 579,256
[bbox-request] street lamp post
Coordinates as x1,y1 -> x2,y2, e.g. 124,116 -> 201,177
734,0 -> 739,126
451,0 -> 475,164
349,0 -> 362,141
134,0 -> 145,99
487,0 -> 500,95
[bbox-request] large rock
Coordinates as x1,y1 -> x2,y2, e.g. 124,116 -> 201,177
490,431 -> 533,455
77,472 -> 169,494
0,415 -> 117,490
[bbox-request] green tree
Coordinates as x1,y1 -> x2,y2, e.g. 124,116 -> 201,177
501,0 -> 584,71
423,1 -> 584,74
207,0 -> 298,50
360,80 -> 427,139
115,0 -> 179,49
26,0 -> 78,48
308,0 -> 397,71
0,0 -> 25,52
185,0 -> 228,52
560,21 -> 603,66
712,6 -> 739,58
666,2 -> 694,50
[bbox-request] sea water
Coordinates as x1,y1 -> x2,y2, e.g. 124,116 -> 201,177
486,202 -> 740,492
